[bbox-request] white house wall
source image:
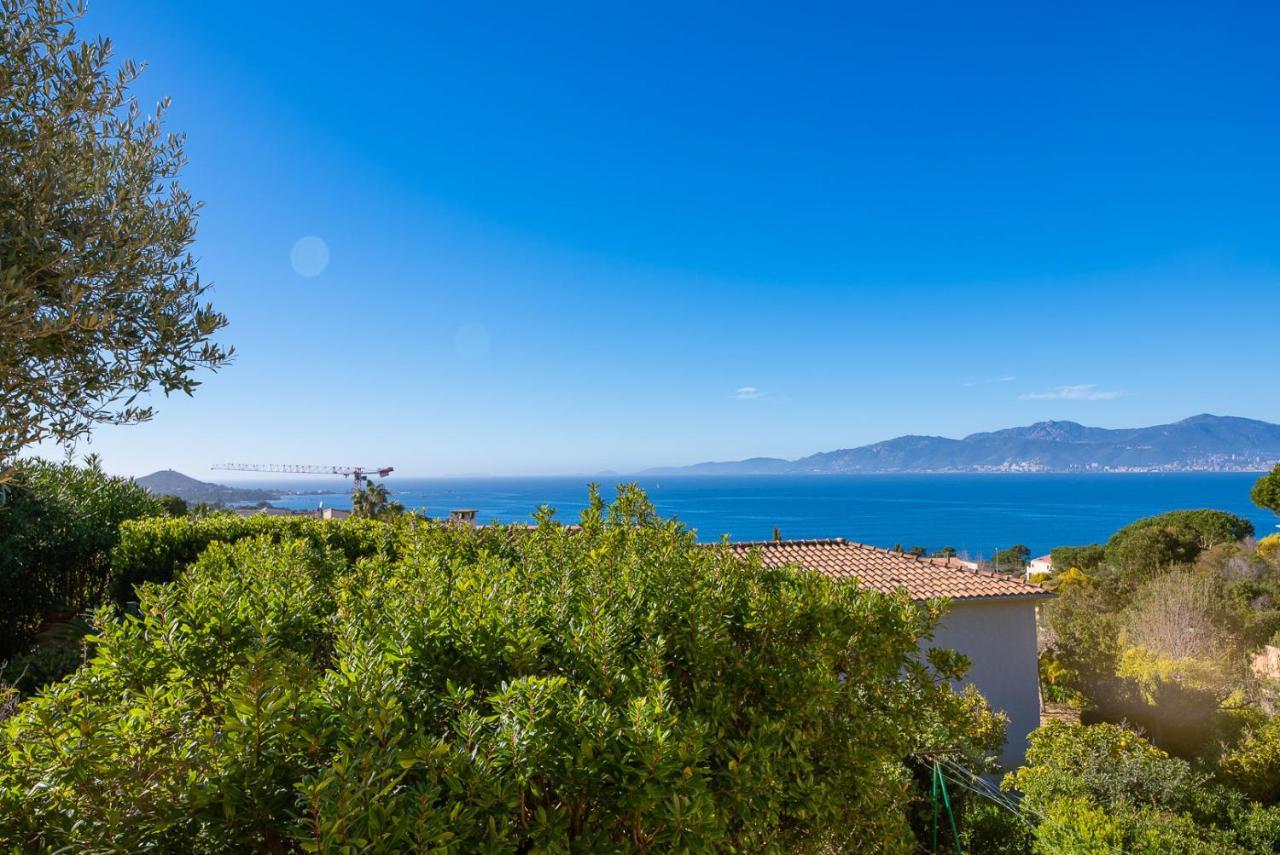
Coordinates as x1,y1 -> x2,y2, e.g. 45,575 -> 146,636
925,598 -> 1041,770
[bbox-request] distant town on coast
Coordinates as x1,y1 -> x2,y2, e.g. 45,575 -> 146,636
646,414 -> 1280,475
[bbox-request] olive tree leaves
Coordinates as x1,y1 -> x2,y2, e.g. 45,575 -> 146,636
0,0 -> 231,465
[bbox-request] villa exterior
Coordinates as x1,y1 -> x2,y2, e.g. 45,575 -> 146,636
1027,554 -> 1054,578
724,538 -> 1051,769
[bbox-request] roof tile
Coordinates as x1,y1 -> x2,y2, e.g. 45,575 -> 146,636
721,539 -> 1051,602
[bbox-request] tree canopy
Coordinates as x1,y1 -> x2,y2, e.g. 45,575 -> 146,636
0,0 -> 231,466
1254,465 -> 1280,516
1107,509 -> 1255,553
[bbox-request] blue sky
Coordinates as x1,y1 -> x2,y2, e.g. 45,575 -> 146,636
60,1 -> 1280,476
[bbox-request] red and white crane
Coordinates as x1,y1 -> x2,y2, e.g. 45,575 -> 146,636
211,463 -> 394,493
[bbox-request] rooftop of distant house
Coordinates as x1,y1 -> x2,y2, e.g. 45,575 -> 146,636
722,538 -> 1051,602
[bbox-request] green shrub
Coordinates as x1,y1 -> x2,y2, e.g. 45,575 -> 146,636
1220,717 -> 1280,805
1008,722 -> 1280,853
0,490 -> 1001,852
1008,722 -> 1206,815
108,512 -> 401,602
0,456 -> 158,658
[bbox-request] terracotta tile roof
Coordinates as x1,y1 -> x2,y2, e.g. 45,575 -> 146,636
721,538 -> 1051,602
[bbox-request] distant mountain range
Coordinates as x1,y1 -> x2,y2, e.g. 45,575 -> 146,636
135,470 -> 279,504
646,415 -> 1280,475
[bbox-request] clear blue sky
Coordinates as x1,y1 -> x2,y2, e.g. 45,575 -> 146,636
62,1 -> 1280,476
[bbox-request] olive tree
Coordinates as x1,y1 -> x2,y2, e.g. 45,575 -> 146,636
0,0 -> 231,466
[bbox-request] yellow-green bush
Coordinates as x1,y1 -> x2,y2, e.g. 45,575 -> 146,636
1258,533 -> 1280,566
1220,716 -> 1280,805
0,489 -> 1000,852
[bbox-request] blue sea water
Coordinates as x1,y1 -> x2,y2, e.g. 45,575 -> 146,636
224,473 -> 1279,558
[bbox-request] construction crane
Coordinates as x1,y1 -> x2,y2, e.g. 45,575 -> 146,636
211,463 -> 394,493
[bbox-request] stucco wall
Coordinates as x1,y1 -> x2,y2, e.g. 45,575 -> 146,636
925,598 -> 1041,770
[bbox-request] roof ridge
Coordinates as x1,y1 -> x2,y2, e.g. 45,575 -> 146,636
729,537 -> 848,547
715,538 -> 1050,601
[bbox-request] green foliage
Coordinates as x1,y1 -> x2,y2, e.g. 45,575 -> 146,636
1044,562 -> 1253,759
1219,716 -> 1280,804
0,456 -> 158,658
0,0 -> 231,464
1042,573 -> 1120,689
350,480 -> 405,519
1008,722 -> 1280,853
991,543 -> 1031,574
0,490 -> 1002,851
1010,722 -> 1205,815
1259,533 -> 1280,566
108,511 -> 398,603
954,799 -> 1030,855
1021,499 -> 1280,849
1254,465 -> 1280,515
1049,543 -> 1106,574
0,631 -> 83,696
1107,509 -> 1255,555
1038,651 -> 1085,707
154,493 -> 189,516
1107,525 -> 1201,577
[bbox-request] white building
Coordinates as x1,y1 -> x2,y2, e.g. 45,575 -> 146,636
1027,554 -> 1053,578
726,538 -> 1051,770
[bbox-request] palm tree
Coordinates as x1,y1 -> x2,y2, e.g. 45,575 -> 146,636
352,481 -> 403,519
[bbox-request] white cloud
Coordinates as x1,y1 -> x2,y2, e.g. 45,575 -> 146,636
1019,384 -> 1125,401
731,386 -> 764,400
963,374 -> 1018,387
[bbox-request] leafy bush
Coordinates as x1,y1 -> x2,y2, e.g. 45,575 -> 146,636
1220,717 -> 1280,805
1258,533 -> 1280,566
0,489 -> 1000,852
1041,574 -> 1120,692
0,456 -> 158,658
1008,722 -> 1280,853
109,511 -> 400,602
1009,721 -> 1206,814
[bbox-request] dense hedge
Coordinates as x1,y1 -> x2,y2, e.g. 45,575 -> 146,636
0,489 -> 1001,852
0,457 -> 158,658
109,512 -> 402,602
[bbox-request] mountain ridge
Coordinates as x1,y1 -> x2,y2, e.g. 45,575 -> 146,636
646,415 -> 1280,475
135,470 -> 279,504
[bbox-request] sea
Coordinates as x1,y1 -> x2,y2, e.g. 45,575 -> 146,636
224,472 -> 1279,559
